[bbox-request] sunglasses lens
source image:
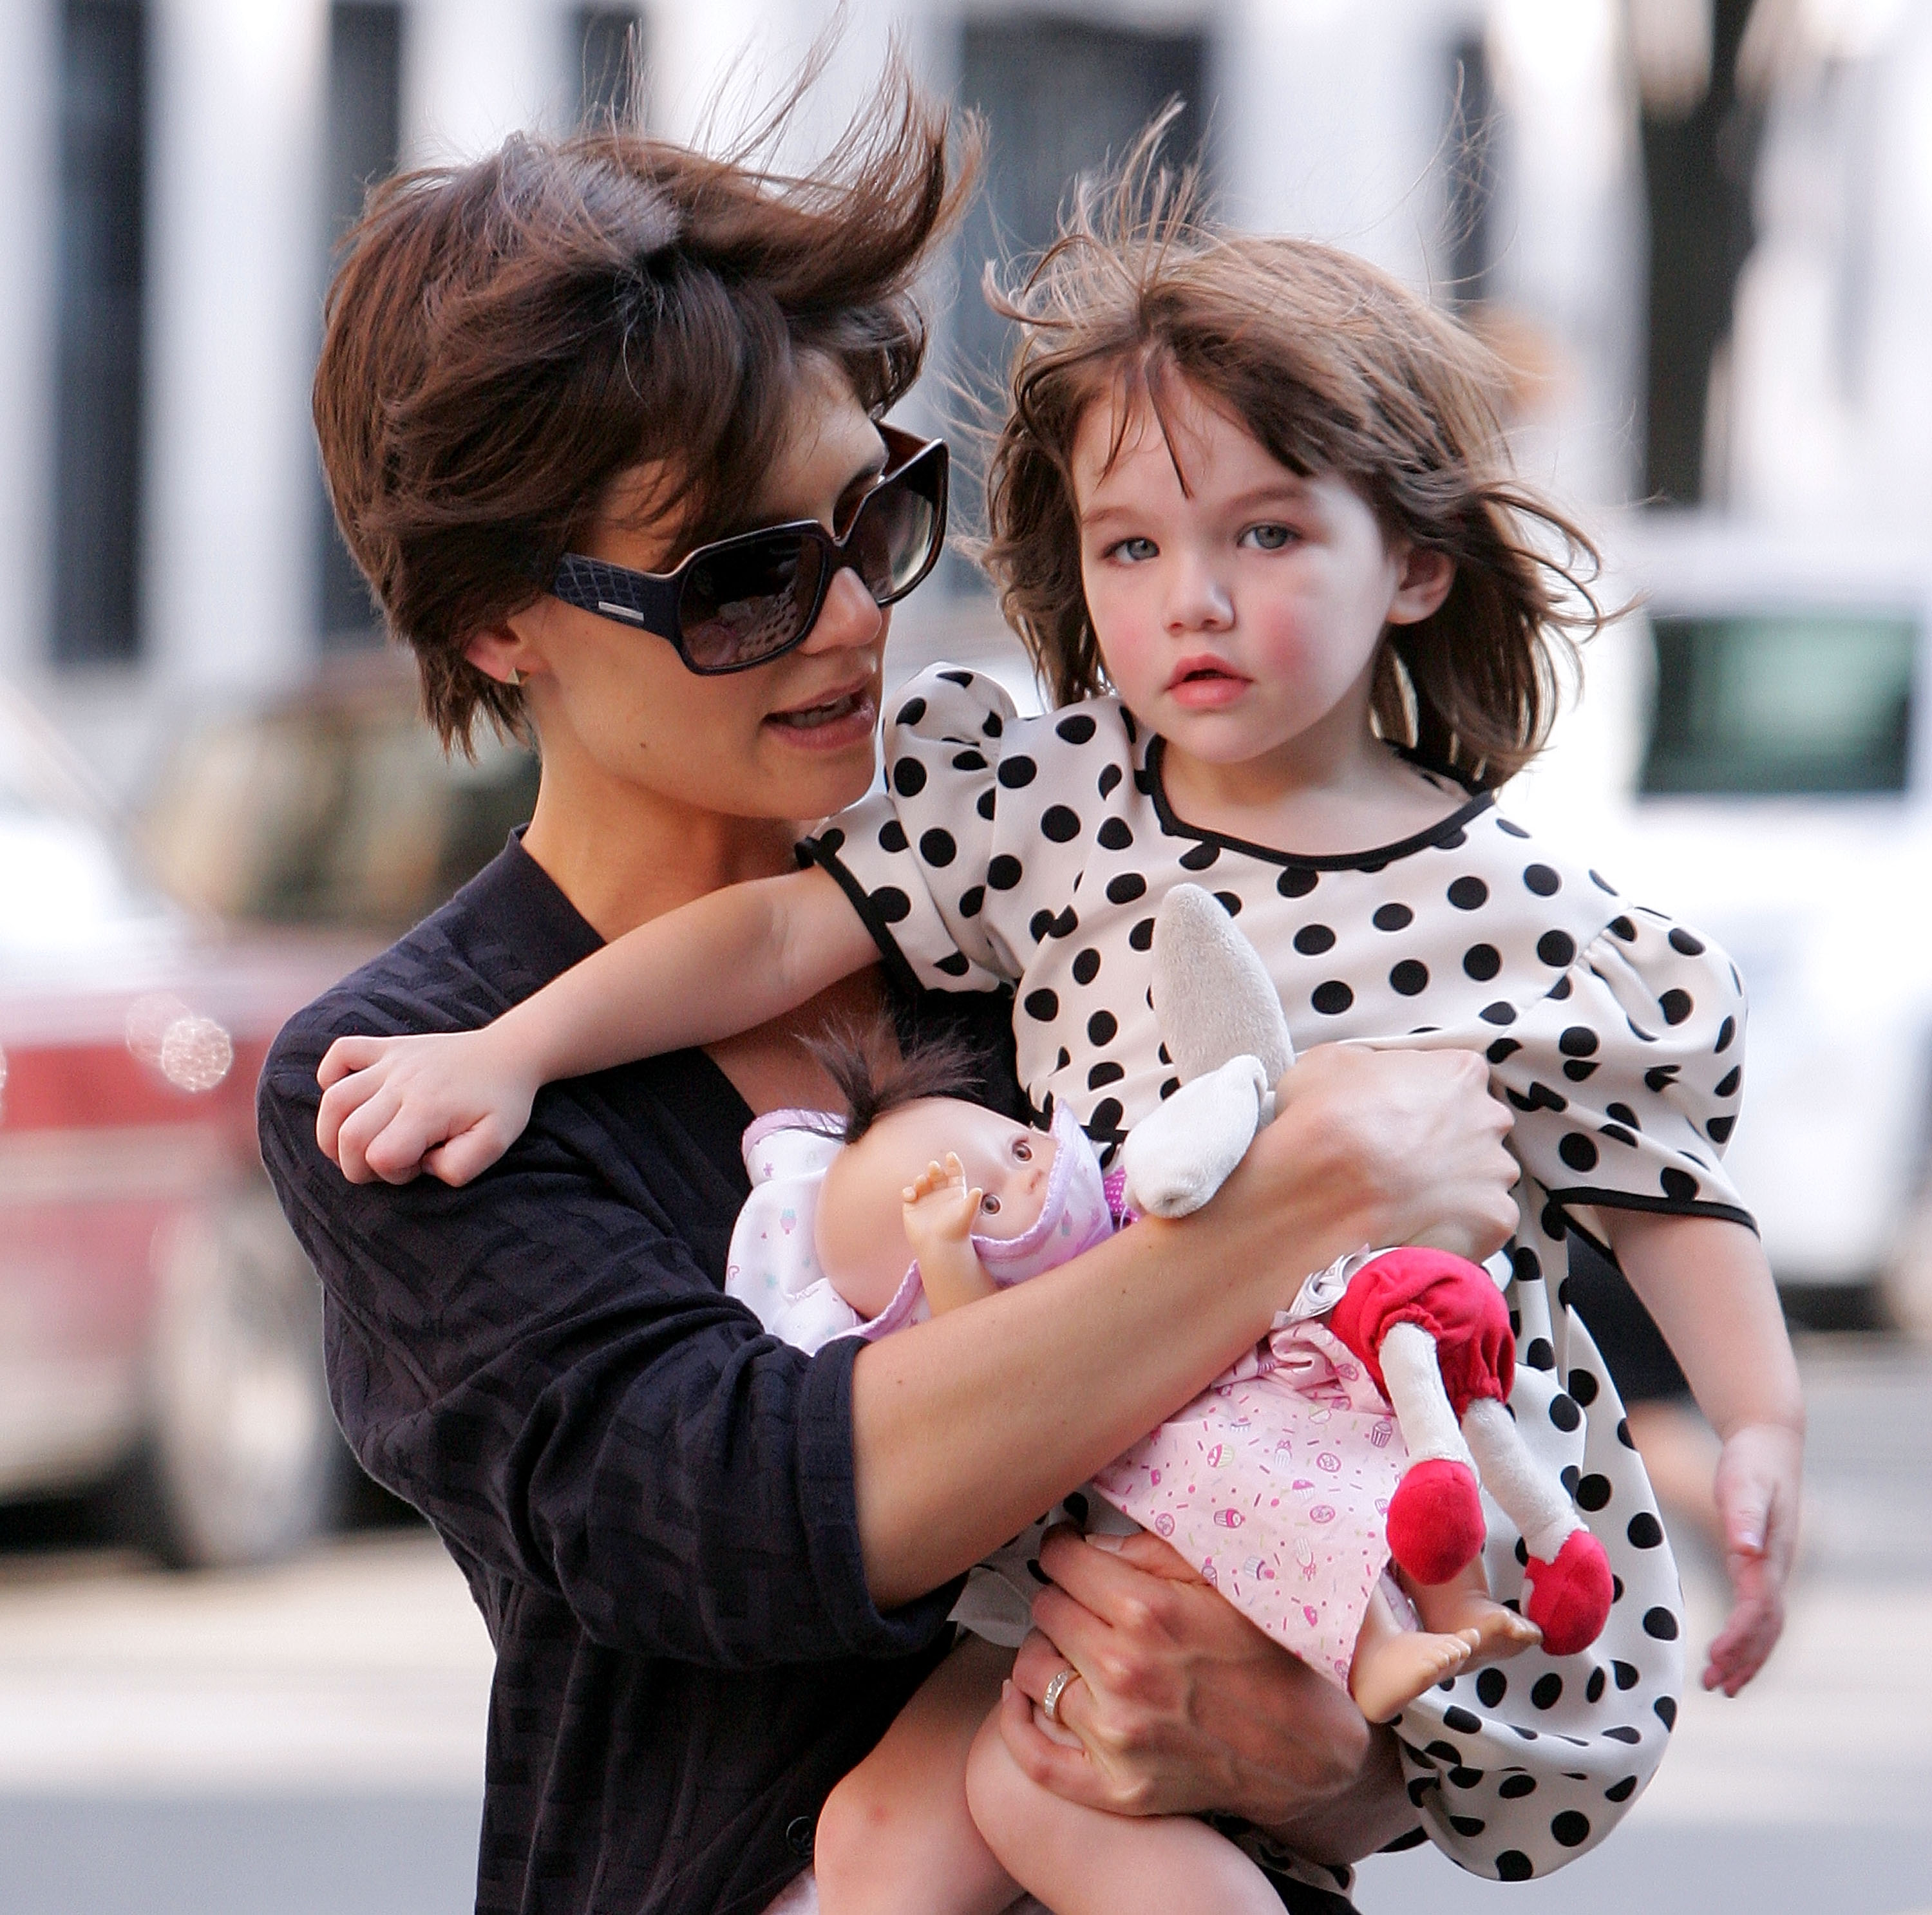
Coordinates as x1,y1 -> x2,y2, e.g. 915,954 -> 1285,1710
679,536 -> 824,670
849,462 -> 942,602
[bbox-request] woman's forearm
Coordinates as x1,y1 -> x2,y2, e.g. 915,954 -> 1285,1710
493,863 -> 876,1084
853,1044 -> 1520,1605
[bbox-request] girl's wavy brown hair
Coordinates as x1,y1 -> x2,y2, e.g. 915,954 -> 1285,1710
314,57 -> 976,751
980,130 -> 1604,789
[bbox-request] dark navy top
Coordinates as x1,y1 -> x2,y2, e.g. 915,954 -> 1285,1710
256,836 -> 1020,1915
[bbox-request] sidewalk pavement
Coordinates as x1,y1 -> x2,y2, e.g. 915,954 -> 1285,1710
0,1338 -> 1925,1914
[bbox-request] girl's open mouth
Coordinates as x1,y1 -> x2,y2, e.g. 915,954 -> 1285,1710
1166,659 -> 1250,710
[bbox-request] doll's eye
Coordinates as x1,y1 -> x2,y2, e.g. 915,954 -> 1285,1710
1012,1140 -> 1032,1161
980,1194 -> 1001,1214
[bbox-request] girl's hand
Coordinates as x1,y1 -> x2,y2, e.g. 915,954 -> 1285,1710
1705,1419 -> 1803,1695
316,1028 -> 540,1186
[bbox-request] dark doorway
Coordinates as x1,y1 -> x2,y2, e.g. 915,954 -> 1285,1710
52,0 -> 149,668
1638,0 -> 1762,507
576,6 -> 646,127
318,1 -> 404,646
949,17 -> 1209,581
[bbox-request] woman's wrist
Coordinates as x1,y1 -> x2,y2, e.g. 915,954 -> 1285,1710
1245,1720 -> 1412,1867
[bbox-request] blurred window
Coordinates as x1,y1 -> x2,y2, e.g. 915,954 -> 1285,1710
0,693 -> 171,967
576,6 -> 645,125
1641,611 -> 1917,796
52,0 -> 148,668
319,2 -> 404,648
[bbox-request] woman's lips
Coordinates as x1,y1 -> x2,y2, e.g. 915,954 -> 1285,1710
764,686 -> 877,749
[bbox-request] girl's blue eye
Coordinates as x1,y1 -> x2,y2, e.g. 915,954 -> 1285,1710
1110,536 -> 1159,563
1242,524 -> 1294,552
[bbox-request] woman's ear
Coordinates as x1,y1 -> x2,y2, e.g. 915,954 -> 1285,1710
464,623 -> 535,686
1386,546 -> 1455,627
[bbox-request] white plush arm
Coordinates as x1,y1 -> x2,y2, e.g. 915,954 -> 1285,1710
1121,1054 -> 1271,1219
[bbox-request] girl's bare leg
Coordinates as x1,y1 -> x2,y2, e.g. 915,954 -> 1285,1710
1347,1578 -> 1478,1724
815,1635 -> 1019,1915
964,1698 -> 1280,1915
1408,1558 -> 1542,1661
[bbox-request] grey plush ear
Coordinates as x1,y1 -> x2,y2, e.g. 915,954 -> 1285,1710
1151,884 -> 1295,1085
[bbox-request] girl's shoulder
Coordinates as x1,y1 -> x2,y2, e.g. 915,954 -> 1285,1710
883,663 -> 1140,780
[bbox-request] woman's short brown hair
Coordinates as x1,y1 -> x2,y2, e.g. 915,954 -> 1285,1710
314,65 -> 973,750
980,140 -> 1603,789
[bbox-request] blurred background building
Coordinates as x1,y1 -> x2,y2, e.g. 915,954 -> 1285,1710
0,0 -> 1926,795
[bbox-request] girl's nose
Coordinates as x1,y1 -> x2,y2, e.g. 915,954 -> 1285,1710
802,562 -> 886,654
1164,553 -> 1234,633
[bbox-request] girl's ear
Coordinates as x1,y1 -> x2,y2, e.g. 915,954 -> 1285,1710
1386,545 -> 1455,627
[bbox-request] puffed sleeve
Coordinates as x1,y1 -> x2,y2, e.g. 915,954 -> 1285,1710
800,663 -> 1027,997
1484,903 -> 1752,1231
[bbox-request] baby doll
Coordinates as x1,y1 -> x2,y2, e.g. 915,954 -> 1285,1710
742,1001 -> 1555,1724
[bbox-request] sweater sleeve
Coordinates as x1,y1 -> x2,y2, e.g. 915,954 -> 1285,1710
258,1014 -> 960,1670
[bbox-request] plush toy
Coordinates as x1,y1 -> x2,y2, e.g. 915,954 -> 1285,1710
1115,885 -> 1615,1659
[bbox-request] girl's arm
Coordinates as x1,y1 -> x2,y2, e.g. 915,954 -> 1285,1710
1600,1211 -> 1805,1695
317,865 -> 875,1185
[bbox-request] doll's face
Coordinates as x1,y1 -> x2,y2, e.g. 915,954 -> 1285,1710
815,1099 -> 1057,1319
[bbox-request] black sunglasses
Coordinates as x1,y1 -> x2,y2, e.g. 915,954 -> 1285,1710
549,426 -> 948,675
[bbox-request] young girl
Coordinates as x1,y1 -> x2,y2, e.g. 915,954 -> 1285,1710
314,173 -> 1804,1904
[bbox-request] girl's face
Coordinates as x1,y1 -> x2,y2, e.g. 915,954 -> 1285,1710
1070,378 -> 1452,786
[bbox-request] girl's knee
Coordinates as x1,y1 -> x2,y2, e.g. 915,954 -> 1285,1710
963,1710 -> 1048,1865
815,1763 -> 887,1899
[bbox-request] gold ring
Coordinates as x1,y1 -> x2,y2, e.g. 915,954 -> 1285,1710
1041,1666 -> 1081,1724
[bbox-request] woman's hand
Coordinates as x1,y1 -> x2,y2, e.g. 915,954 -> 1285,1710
999,1526 -> 1412,1865
316,1028 -> 541,1186
1264,1044 -> 1519,1265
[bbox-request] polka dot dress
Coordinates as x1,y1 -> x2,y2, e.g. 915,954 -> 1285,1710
805,665 -> 1747,1882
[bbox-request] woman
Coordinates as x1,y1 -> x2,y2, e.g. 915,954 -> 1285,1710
258,71 -> 1519,1915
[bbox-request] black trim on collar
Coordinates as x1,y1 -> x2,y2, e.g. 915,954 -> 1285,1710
1144,734 -> 1497,871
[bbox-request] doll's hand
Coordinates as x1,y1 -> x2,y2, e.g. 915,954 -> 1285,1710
902,1154 -> 985,1245
903,1156 -> 997,1314
317,1028 -> 540,1187
1704,1420 -> 1803,1695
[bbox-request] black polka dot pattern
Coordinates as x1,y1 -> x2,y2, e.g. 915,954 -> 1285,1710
799,664 -> 1717,1882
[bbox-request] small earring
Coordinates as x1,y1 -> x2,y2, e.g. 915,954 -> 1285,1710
506,668 -> 524,688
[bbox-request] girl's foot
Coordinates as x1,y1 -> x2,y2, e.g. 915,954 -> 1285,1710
1350,1628 -> 1478,1723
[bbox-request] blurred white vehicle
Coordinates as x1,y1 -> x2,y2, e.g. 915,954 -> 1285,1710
1508,518 -> 1932,1323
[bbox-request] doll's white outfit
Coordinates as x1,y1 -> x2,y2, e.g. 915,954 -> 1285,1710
791,662 -> 1756,1883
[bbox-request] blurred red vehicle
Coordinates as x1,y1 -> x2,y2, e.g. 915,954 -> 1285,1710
0,659 -> 536,1566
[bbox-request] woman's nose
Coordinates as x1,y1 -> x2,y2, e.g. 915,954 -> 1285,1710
802,562 -> 886,654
